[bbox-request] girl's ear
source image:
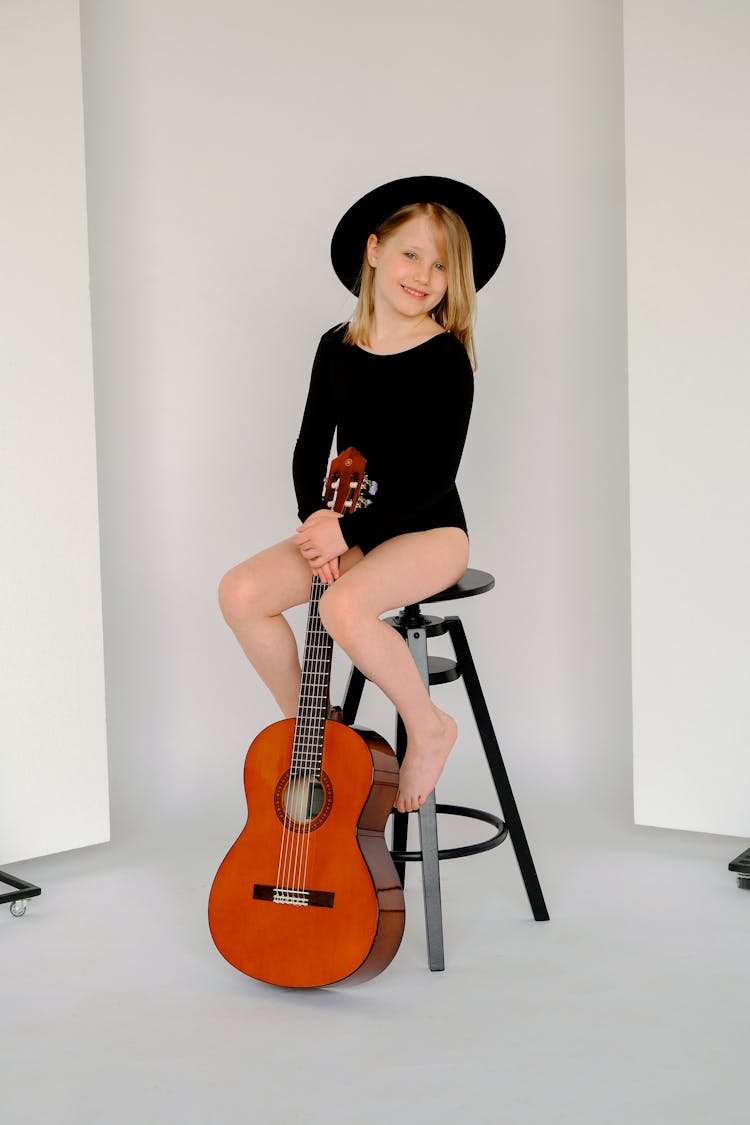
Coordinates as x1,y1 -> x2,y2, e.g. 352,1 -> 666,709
366,234 -> 379,267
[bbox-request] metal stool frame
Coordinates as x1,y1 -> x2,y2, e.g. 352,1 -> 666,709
342,568 -> 549,971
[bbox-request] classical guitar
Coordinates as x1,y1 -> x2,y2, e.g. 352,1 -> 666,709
208,447 -> 405,987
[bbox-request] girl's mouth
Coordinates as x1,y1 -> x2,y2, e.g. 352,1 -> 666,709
402,285 -> 428,299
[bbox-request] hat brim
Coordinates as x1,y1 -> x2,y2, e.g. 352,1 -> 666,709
330,175 -> 505,294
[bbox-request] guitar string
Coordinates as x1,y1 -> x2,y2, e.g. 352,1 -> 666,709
302,578 -> 326,893
285,475 -> 341,898
287,579 -> 316,898
299,582 -> 330,898
296,476 -> 357,899
277,473 -> 358,902
275,573 -> 321,897
298,476 -> 356,897
294,580 -> 326,895
293,589 -> 317,896
278,574 -> 329,899
289,576 -> 327,899
277,584 -> 310,899
297,476 -> 352,899
281,575 -> 322,896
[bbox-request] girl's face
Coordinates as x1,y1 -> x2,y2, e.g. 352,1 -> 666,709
366,215 -> 449,321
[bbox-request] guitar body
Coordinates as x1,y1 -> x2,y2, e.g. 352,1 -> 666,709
208,717 -> 405,988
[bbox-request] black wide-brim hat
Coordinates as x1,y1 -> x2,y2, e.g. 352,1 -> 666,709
330,175 -> 505,294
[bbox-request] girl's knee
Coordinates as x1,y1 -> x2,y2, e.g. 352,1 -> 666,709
217,567 -> 239,623
318,582 -> 360,640
218,564 -> 260,625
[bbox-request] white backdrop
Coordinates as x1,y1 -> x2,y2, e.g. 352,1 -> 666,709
625,0 -> 750,835
1,0 -> 109,865
79,0 -> 631,841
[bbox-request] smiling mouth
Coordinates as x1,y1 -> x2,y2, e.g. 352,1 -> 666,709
401,285 -> 428,299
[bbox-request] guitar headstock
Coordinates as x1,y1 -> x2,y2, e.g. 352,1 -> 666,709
322,446 -> 377,516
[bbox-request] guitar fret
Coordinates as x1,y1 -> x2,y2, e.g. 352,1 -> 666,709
290,525 -> 346,780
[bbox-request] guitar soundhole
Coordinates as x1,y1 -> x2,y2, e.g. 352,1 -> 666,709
285,777 -> 324,821
274,770 -> 333,832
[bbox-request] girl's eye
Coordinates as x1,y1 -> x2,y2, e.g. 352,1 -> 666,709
435,262 -> 445,271
404,251 -> 416,259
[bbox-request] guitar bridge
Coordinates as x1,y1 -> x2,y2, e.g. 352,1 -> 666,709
273,888 -> 308,907
253,884 -> 335,909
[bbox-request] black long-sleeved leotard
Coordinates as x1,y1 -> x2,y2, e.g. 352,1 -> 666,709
292,325 -> 474,555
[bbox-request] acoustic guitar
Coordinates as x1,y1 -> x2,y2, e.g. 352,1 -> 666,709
208,447 -> 405,987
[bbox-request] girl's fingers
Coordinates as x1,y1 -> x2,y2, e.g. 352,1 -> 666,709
297,510 -> 344,533
301,545 -> 340,584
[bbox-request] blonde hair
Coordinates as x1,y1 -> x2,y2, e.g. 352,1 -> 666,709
343,202 -> 477,369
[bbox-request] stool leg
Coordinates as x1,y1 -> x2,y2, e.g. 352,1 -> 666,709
445,616 -> 550,922
404,625 -> 445,971
391,715 -> 408,889
417,793 -> 444,970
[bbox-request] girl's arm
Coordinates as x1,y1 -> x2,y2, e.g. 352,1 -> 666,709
292,331 -> 337,523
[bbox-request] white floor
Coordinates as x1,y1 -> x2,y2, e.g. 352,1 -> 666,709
2,813 -> 747,1125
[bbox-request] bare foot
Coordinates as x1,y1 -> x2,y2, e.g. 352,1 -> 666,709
394,709 -> 457,813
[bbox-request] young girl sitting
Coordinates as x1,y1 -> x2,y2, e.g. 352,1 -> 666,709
219,175 -> 505,814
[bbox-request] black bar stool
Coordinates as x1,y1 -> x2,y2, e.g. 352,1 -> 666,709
342,567 -> 549,971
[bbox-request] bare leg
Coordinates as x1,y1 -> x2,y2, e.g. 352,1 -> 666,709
318,528 -> 469,812
218,538 -> 365,718
218,539 -> 310,717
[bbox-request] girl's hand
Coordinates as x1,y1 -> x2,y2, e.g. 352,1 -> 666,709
293,509 -> 348,582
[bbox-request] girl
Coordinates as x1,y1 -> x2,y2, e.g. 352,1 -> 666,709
219,175 -> 505,814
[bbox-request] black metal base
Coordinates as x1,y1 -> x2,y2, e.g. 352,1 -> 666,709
1,869 -> 42,916
729,846 -> 750,889
389,803 -> 507,863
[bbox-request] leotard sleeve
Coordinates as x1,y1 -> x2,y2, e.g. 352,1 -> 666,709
292,331 -> 337,524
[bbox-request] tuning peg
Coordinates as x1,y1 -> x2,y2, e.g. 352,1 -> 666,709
322,475 -> 341,505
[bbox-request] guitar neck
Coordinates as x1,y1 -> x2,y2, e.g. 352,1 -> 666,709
288,447 -> 372,776
291,575 -> 333,778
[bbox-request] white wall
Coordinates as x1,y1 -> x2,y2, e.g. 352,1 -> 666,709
624,0 -> 750,835
0,0 -> 109,864
79,0 -> 631,838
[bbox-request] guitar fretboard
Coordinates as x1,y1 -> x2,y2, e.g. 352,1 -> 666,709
290,575 -> 333,779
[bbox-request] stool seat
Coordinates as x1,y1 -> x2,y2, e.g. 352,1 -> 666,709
419,567 -> 495,604
341,566 -> 549,972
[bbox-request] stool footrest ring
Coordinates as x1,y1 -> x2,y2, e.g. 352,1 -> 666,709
390,803 -> 507,862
